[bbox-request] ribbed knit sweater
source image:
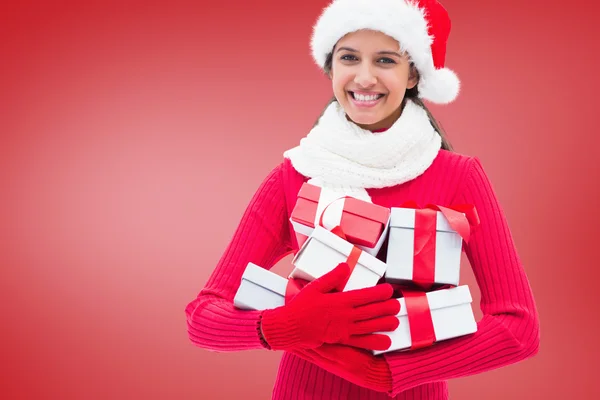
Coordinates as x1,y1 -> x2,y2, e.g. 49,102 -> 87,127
185,150 -> 540,399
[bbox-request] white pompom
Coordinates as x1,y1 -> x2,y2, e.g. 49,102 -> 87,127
418,67 -> 461,104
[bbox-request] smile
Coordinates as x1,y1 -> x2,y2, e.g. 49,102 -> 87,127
348,91 -> 385,107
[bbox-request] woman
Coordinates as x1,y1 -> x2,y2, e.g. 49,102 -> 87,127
185,0 -> 540,398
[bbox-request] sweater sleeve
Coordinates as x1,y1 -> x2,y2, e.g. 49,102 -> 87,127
384,156 -> 540,396
185,163 -> 293,352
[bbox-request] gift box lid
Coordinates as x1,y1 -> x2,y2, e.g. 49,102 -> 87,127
396,285 -> 472,317
390,207 -> 461,233
308,226 -> 387,277
319,197 -> 390,248
298,182 -> 321,202
340,197 -> 390,226
241,262 -> 288,297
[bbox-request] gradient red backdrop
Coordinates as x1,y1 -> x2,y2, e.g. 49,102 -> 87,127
1,1 -> 598,399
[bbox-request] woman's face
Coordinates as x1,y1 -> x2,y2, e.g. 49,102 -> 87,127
329,29 -> 417,131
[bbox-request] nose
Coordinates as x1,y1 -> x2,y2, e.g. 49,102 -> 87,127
354,63 -> 377,88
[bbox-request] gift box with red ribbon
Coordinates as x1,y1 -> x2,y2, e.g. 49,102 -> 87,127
373,285 -> 477,355
289,226 -> 388,292
290,182 -> 391,256
233,262 -> 288,310
385,203 -> 480,288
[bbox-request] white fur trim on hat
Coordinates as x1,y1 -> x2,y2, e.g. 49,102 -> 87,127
310,0 -> 460,104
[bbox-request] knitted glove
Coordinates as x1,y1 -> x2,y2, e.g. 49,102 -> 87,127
293,343 -> 392,393
260,262 -> 400,351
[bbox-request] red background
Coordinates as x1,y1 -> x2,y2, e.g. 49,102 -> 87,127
1,0 -> 598,398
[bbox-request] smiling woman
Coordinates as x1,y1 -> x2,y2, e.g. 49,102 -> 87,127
185,1 -> 540,399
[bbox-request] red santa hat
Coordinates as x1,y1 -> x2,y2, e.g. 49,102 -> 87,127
310,0 -> 460,104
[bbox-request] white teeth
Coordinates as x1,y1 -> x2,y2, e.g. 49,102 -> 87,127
352,92 -> 381,101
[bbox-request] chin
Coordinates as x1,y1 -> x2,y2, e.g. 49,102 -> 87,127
345,110 -> 383,126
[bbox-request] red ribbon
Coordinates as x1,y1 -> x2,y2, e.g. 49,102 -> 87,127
401,289 -> 436,350
391,283 -> 448,350
285,278 -> 308,304
412,207 -> 437,288
400,202 -> 480,289
400,201 -> 480,242
318,196 -> 348,230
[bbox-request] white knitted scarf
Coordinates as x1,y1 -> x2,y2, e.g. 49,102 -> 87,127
284,99 -> 441,200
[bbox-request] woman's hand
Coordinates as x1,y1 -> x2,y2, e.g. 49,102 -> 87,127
260,262 -> 400,351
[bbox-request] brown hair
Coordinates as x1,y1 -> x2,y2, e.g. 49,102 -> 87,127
315,51 -> 454,151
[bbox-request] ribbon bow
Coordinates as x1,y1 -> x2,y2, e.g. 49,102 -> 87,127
399,201 -> 480,289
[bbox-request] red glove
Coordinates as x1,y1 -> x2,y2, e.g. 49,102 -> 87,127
260,262 -> 400,351
293,344 -> 392,393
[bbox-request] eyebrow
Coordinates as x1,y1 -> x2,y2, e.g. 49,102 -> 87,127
336,46 -> 404,57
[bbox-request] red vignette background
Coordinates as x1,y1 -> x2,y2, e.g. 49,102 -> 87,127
1,0 -> 598,399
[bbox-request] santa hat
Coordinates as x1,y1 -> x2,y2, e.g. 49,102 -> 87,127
310,0 -> 460,104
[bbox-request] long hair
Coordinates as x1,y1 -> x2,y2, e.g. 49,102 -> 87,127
315,51 -> 454,151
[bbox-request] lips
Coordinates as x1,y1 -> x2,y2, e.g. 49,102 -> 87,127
347,91 -> 385,108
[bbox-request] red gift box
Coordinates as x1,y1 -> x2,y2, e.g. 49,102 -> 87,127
289,183 -> 322,248
290,183 -> 321,229
320,196 -> 390,248
290,183 -> 391,256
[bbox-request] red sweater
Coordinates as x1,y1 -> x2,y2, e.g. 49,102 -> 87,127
185,150 -> 540,399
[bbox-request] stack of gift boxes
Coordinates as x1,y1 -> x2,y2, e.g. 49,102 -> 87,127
233,182 -> 479,354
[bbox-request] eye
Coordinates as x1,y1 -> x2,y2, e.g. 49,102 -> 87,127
378,57 -> 396,64
340,54 -> 358,61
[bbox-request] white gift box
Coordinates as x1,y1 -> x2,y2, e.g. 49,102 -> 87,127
289,226 -> 387,292
233,263 -> 288,311
385,207 -> 464,287
373,285 -> 477,355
